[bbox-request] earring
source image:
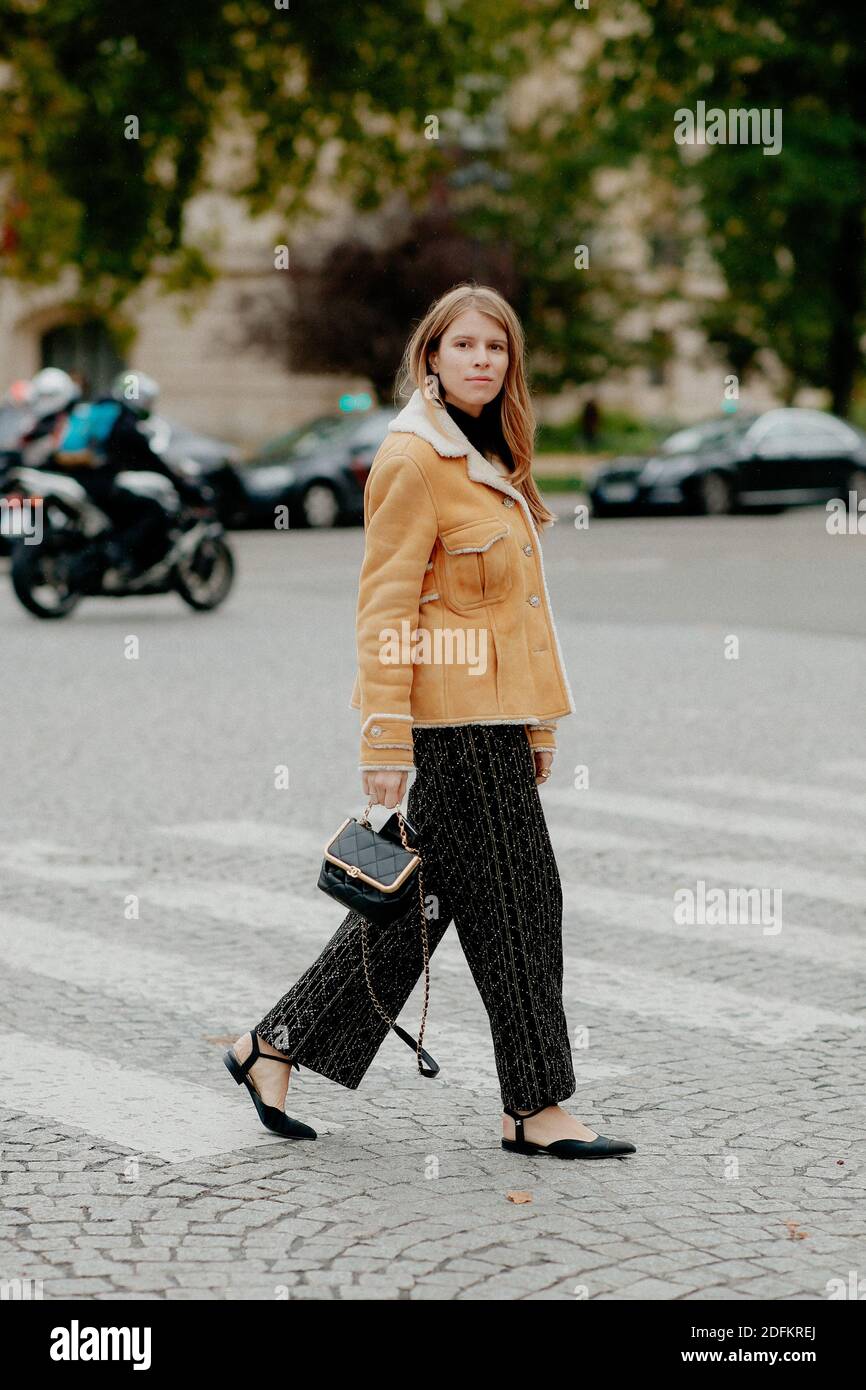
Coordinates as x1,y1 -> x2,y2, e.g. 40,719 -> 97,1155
423,372 -> 442,404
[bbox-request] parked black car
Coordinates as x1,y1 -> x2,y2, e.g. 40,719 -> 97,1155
587,409 -> 866,516
235,409 -> 393,528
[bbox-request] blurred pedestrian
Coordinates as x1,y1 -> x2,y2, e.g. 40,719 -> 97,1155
581,396 -> 601,446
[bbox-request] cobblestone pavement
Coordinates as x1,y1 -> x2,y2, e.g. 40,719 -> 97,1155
0,505 -> 864,1300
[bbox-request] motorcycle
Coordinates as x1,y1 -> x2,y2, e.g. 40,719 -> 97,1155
1,463 -> 235,619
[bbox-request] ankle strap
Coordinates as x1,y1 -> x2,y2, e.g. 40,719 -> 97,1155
505,1102 -> 547,1140
243,1031 -> 297,1072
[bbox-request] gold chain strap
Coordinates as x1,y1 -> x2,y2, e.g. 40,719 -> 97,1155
358,802 -> 431,1074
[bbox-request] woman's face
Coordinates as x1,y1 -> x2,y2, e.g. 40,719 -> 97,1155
428,308 -> 509,417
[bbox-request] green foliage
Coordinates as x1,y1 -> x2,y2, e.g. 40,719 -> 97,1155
0,0 -> 534,306
536,410 -> 676,456
4,0 -> 866,411
573,0 -> 866,413
533,474 -> 589,492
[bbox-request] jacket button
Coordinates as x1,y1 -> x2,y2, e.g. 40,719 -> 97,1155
502,496 -> 515,507
523,543 -> 533,556
370,725 -> 382,735
528,594 -> 540,606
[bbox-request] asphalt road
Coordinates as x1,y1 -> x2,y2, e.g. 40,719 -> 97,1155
0,502 -> 864,1300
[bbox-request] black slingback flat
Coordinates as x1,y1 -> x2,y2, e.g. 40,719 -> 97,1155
223,1030 -> 317,1140
502,1103 -> 635,1159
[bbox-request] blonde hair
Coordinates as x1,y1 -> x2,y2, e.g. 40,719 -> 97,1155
393,283 -> 556,531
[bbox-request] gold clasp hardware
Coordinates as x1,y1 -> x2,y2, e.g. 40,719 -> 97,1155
347,865 -> 361,877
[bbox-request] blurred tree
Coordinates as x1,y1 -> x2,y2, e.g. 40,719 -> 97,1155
234,2 -> 643,405
490,131 -> 646,399
0,0 -> 537,309
573,1 -> 866,415
9,1 -> 856,413
233,205 -> 518,403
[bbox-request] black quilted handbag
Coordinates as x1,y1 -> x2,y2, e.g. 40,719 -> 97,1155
318,800 -> 438,1077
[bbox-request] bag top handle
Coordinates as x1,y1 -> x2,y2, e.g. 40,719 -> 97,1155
359,783 -> 411,826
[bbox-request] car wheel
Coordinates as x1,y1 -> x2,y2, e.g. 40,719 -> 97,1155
301,482 -> 340,529
697,471 -> 734,516
845,467 -> 866,510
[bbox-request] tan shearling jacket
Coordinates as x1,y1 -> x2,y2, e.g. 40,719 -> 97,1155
349,388 -> 575,771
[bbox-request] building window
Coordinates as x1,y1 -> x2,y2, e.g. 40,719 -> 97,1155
40,320 -> 124,398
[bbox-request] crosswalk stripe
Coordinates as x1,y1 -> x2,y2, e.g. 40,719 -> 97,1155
0,840 -> 131,885
0,909 -> 297,1017
0,1030 -> 334,1162
160,820 -> 330,858
671,773 -> 866,818
549,824 -> 658,854
133,880 -> 337,933
556,879 -> 866,971
166,816 -> 660,859
13,826 -> 853,963
557,957 -> 863,1045
662,856 -> 866,908
0,841 -> 339,935
819,758 -> 866,781
542,786 -> 852,848
164,820 -> 862,918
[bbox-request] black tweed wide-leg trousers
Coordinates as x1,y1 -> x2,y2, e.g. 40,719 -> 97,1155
253,723 -> 576,1112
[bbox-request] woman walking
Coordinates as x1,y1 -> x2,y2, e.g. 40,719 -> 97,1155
224,284 -> 635,1160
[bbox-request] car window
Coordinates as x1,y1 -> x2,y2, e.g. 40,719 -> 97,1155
251,411 -> 390,464
661,416 -> 755,455
800,417 -> 856,444
756,421 -> 803,449
253,417 -> 347,462
789,419 -> 858,451
250,414 -> 339,458
749,411 -> 860,454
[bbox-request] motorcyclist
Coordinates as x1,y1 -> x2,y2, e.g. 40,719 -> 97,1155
51,370 -> 215,580
21,368 -> 83,468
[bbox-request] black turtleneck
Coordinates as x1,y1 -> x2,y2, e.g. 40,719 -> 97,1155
442,396 -> 514,472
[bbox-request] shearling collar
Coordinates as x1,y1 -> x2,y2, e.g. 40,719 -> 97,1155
388,388 -> 553,526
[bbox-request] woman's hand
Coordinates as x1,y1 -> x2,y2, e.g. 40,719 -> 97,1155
362,768 -> 408,810
533,751 -> 553,786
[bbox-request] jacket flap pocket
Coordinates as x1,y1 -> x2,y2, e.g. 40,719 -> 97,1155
439,518 -> 510,554
434,517 -> 513,613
